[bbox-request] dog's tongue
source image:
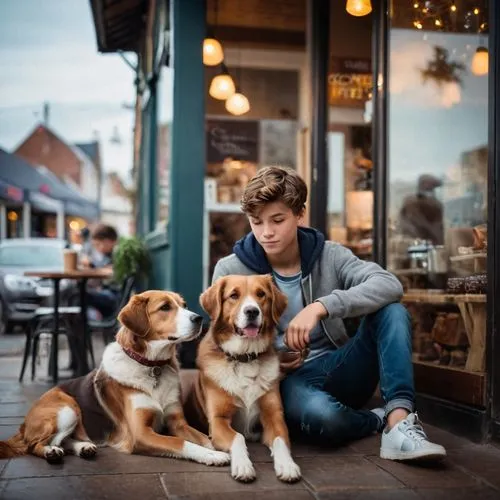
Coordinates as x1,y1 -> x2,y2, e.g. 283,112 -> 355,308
243,326 -> 259,338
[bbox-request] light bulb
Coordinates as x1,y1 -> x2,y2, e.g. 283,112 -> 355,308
225,92 -> 250,116
209,72 -> 235,100
471,47 -> 488,76
346,0 -> 372,16
203,38 -> 224,66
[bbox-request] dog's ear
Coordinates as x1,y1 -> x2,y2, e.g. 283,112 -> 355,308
200,278 -> 226,321
118,294 -> 151,337
266,276 -> 288,325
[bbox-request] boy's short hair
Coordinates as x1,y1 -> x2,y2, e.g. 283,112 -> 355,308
91,224 -> 118,242
240,166 -> 307,216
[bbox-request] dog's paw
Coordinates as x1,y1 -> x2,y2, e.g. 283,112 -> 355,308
76,442 -> 97,459
182,442 -> 230,466
44,445 -> 64,464
231,456 -> 256,482
275,459 -> 301,483
203,449 -> 231,466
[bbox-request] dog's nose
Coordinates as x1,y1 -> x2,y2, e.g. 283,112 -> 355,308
244,306 -> 260,321
190,314 -> 203,325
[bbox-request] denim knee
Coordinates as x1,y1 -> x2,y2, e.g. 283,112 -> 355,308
300,398 -> 351,441
374,302 -> 410,322
366,302 -> 411,338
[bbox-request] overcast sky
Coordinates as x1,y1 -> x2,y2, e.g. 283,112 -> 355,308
0,0 -> 140,180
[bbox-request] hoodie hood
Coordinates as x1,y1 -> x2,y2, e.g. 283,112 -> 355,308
233,226 -> 325,276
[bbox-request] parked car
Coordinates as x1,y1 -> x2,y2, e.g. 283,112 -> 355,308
0,238 -> 72,335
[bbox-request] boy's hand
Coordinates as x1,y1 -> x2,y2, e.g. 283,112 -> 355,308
278,350 -> 305,374
285,302 -> 328,351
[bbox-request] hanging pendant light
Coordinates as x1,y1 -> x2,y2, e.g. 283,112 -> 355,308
204,0 -> 224,66
209,64 -> 235,100
226,88 -> 250,116
346,0 -> 372,16
203,37 -> 224,66
471,46 -> 488,76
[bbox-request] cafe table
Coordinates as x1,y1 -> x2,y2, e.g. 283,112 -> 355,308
24,268 -> 113,384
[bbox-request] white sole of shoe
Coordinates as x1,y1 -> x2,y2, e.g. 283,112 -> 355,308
380,448 -> 447,461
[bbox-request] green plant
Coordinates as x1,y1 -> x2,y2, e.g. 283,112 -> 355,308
113,236 -> 151,284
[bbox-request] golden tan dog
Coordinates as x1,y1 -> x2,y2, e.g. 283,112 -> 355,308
0,291 -> 229,467
186,275 -> 301,483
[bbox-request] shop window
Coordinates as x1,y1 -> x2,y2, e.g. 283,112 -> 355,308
388,0 -> 489,406
203,62 -> 302,285
156,66 -> 173,228
327,0 -> 373,260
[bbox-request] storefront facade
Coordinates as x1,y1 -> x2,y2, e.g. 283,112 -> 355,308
91,0 -> 500,440
310,0 -> 498,441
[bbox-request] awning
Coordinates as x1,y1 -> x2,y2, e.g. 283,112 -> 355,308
29,192 -> 64,213
0,149 -> 99,221
0,178 -> 24,204
90,0 -> 149,53
0,148 -> 51,194
65,200 -> 100,220
35,168 -> 100,221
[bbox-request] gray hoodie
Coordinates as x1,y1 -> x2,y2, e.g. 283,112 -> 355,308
212,241 -> 403,348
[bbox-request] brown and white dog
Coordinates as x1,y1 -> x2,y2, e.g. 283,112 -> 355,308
185,274 -> 301,483
0,290 -> 229,467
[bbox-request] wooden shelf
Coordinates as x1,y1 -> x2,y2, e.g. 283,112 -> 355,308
402,291 -> 486,305
450,252 -> 487,262
392,268 -> 428,276
404,290 -> 487,373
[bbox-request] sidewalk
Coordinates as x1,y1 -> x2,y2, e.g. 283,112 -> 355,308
1,337 -> 500,499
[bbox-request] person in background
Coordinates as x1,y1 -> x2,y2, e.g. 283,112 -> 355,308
80,224 -> 120,319
399,174 -> 444,245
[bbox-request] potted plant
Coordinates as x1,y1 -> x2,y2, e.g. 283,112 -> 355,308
113,236 -> 151,285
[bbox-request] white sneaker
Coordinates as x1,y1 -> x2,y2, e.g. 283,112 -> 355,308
380,412 -> 446,461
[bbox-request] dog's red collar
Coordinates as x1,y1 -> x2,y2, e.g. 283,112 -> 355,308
122,347 -> 171,368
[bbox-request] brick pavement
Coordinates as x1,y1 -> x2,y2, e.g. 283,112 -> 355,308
1,339 -> 500,499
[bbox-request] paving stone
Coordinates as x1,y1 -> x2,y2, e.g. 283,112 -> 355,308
161,463 -> 308,497
0,417 -> 24,426
0,473 -> 167,500
415,486 -> 500,499
247,441 -> 356,463
167,489 -> 314,500
447,445 -> 500,490
367,456 -> 481,489
0,425 -> 19,441
0,403 -> 30,418
318,489 -> 418,499
297,456 -> 404,492
0,459 -> 8,478
348,434 -> 380,455
2,447 -> 232,479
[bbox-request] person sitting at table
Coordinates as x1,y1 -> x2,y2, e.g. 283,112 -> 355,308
80,224 -> 120,320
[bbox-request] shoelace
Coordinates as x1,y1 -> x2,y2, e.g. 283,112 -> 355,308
401,414 -> 428,442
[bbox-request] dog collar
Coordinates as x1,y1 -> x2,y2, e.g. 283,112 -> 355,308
222,350 -> 261,363
122,347 -> 172,368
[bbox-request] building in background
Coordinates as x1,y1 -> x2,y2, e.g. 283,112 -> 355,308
14,124 -> 101,205
100,172 -> 133,236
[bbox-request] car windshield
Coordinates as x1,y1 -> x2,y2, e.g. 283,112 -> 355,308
0,245 -> 64,268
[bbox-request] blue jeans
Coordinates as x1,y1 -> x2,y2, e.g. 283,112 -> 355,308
86,289 -> 118,318
280,303 -> 414,445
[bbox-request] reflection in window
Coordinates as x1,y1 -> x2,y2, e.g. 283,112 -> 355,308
388,1 -> 489,381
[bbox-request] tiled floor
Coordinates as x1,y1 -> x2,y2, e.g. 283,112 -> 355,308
1,342 -> 500,499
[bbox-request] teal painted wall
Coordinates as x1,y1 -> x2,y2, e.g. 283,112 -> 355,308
166,0 -> 206,314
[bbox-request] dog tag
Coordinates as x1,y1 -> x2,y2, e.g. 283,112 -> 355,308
150,366 -> 163,388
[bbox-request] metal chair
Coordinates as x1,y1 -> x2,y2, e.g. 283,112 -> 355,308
19,275 -> 136,382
